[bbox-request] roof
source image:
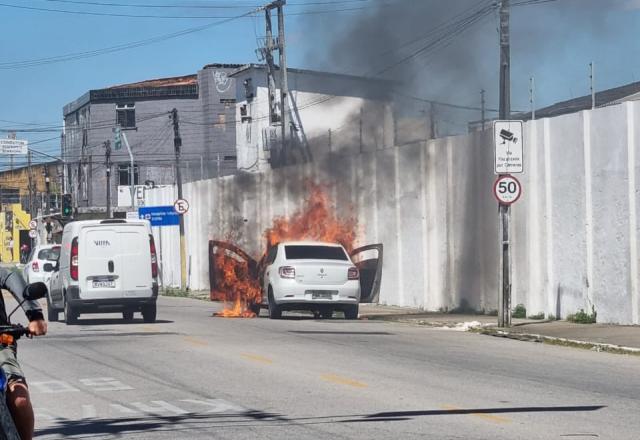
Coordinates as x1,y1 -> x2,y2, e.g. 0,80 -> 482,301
229,63 -> 393,85
202,63 -> 245,70
516,80 -> 640,120
63,73 -> 199,115
106,74 -> 197,90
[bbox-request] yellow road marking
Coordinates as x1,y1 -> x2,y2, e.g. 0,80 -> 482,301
320,374 -> 368,389
141,326 -> 155,332
183,336 -> 208,347
441,405 -> 510,424
240,353 -> 273,365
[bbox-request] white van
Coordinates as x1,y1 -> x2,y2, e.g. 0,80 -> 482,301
47,219 -> 159,325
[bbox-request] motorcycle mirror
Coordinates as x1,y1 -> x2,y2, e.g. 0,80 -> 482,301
23,282 -> 48,301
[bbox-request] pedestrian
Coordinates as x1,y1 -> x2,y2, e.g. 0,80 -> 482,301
19,244 -> 29,264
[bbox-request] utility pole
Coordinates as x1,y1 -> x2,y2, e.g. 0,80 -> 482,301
530,77 -> 536,120
359,107 -> 364,152
429,102 -> 437,139
104,140 -> 112,218
171,108 -> 187,290
277,1 -> 290,164
27,150 -> 34,248
481,89 -> 486,130
44,165 -> 50,211
590,62 -> 595,109
262,0 -> 294,166
498,0 -> 512,328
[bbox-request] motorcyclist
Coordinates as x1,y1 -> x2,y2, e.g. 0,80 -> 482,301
0,268 -> 47,440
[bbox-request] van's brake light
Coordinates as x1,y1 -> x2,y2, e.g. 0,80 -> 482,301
70,237 -> 79,281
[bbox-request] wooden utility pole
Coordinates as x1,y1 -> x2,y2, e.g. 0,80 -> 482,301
590,62 -> 596,109
481,89 -> 486,130
429,102 -> 437,139
498,0 -> 512,328
530,77 -> 536,120
105,140 -> 112,218
171,108 -> 187,290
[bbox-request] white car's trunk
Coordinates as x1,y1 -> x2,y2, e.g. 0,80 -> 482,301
292,261 -> 350,285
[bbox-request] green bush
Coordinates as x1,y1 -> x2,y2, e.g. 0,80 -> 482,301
511,304 -> 527,319
566,306 -> 597,324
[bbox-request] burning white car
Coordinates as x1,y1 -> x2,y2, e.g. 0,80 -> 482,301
262,241 -> 361,319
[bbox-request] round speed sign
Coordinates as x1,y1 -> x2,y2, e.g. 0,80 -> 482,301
493,175 -> 522,205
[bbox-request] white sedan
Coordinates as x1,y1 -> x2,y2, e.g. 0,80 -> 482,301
261,241 -> 361,319
23,244 -> 60,287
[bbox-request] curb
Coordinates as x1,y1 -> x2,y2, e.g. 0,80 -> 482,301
477,327 -> 640,356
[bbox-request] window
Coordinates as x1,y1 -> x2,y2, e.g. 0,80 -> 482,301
266,246 -> 278,265
118,164 -> 139,186
284,245 -> 348,261
116,103 -> 136,128
38,246 -> 60,261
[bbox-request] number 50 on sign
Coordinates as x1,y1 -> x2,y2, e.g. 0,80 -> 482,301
493,175 -> 522,205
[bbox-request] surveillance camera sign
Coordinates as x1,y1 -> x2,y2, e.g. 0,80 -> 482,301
494,120 -> 523,174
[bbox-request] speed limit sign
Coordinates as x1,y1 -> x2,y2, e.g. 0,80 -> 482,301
493,175 -> 522,205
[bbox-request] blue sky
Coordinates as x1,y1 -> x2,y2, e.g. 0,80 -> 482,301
0,0 -> 638,161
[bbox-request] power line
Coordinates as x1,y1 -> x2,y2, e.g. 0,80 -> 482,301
0,9 -> 259,69
44,0 -> 372,8
0,2 -> 374,20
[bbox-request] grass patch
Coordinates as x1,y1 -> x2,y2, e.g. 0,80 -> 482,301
161,288 -> 190,298
566,306 -> 597,324
528,312 -> 545,320
511,304 -> 526,319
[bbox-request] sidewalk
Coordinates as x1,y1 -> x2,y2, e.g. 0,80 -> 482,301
358,304 -> 640,355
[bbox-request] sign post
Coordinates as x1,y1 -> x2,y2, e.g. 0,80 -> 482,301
138,206 -> 181,227
494,120 -> 524,328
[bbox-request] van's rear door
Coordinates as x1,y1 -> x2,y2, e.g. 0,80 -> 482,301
80,223 -> 152,299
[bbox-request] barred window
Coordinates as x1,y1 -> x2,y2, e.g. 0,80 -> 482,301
116,103 -> 136,128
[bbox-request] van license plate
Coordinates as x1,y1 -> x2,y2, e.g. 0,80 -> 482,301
93,280 -> 115,288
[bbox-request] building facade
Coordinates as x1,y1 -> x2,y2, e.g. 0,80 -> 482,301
63,63 -> 242,211
230,65 -> 395,172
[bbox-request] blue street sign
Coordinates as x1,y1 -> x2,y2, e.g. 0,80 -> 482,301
138,206 -> 180,227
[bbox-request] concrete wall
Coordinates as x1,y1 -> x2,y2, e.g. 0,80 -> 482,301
147,101 -> 640,324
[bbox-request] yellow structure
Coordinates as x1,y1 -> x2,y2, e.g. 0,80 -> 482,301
0,162 -> 61,197
0,203 -> 31,263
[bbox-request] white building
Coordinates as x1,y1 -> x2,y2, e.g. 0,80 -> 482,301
230,64 -> 395,171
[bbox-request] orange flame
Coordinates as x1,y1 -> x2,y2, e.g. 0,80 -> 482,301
265,182 -> 357,252
212,182 -> 357,318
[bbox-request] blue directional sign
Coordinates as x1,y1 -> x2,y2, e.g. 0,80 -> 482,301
138,206 -> 180,227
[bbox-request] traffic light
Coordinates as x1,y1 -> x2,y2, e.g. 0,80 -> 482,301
61,194 -> 72,218
114,126 -> 122,150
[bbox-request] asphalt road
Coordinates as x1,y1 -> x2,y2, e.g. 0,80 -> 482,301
9,295 -> 639,439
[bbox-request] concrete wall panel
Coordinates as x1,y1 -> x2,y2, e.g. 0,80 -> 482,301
148,102 -> 640,324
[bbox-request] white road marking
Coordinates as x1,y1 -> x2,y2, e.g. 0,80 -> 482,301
82,404 -> 96,419
180,399 -> 245,414
79,377 -> 134,392
30,381 -> 80,394
131,401 -> 188,415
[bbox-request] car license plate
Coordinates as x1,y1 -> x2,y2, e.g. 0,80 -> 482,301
309,291 -> 335,299
93,280 -> 115,288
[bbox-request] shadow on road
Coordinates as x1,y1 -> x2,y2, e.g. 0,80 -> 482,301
288,331 -> 393,335
35,405 -> 606,437
67,319 -> 174,326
